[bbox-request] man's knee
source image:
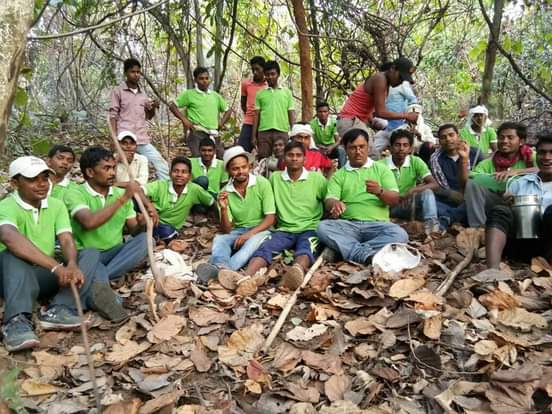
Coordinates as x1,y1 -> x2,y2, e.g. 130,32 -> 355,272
192,176 -> 209,191
388,224 -> 409,243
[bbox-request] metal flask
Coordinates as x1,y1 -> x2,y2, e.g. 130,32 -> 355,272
512,195 -> 542,239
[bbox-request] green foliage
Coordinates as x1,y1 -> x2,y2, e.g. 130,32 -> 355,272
0,368 -> 28,413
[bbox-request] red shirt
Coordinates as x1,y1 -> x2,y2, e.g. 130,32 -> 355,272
339,82 -> 374,124
305,149 -> 332,172
241,79 -> 267,125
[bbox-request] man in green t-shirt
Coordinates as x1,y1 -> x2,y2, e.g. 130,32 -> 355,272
169,67 -> 232,158
252,60 -> 295,159
64,147 -> 158,281
0,156 -> 126,352
310,101 -> 347,167
190,137 -> 228,194
145,156 -> 214,242
317,129 -> 408,264
463,122 -> 537,227
47,144 -> 78,200
195,146 -> 276,284
460,105 -> 497,156
217,141 -> 327,291
377,130 -> 440,234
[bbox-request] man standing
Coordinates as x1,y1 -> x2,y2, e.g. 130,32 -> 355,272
115,131 -> 150,188
46,144 -> 77,200
317,129 -> 408,264
252,60 -> 295,159
0,157 -> 125,351
195,146 -> 276,283
109,58 -> 169,180
239,56 -> 267,152
429,124 -> 484,227
460,105 -> 497,156
463,122 -> 537,227
486,132 -> 552,268
310,101 -> 347,167
337,57 -> 419,157
169,67 -> 232,158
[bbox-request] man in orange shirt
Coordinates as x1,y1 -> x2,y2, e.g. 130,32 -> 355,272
239,56 -> 267,152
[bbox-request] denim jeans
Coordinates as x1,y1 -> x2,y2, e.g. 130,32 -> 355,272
209,228 -> 271,270
98,232 -> 149,280
436,200 -> 467,227
137,143 -> 169,180
317,219 -> 408,264
390,190 -> 438,221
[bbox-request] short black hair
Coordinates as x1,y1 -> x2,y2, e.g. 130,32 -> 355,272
250,56 -> 265,67
48,144 -> 75,159
264,60 -> 280,74
284,140 -> 306,155
193,66 -> 209,79
536,131 -> 552,150
80,147 -> 114,179
124,58 -> 141,73
390,129 -> 414,146
379,61 -> 393,71
171,156 -> 191,172
342,128 -> 369,147
316,101 -> 330,110
437,123 -> 459,138
497,122 -> 527,140
199,138 -> 216,149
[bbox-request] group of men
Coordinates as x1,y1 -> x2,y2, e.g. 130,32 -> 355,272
1,55 -> 551,353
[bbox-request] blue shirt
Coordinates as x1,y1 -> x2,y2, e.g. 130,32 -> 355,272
507,174 -> 552,214
434,147 -> 483,193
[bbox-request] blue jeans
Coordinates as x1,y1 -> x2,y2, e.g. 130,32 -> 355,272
317,220 -> 408,264
436,200 -> 467,227
98,232 -> 149,280
238,124 -> 254,152
390,190 -> 438,221
153,223 -> 178,242
252,230 -> 318,265
137,143 -> 169,180
209,228 -> 270,270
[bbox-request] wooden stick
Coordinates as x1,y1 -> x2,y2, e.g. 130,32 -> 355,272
106,117 -> 161,281
70,282 -> 102,413
434,248 -> 476,296
262,248 -> 329,353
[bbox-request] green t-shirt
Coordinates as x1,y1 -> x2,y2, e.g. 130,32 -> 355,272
175,88 -> 228,130
377,155 -> 431,196
190,158 -> 228,193
470,156 -> 534,192
270,170 -> 327,233
49,178 -> 78,201
255,87 -> 294,132
460,127 -> 497,155
145,180 -> 214,229
326,160 -> 399,222
0,193 -> 72,257
224,174 -> 276,228
64,183 -> 136,251
310,117 -> 337,146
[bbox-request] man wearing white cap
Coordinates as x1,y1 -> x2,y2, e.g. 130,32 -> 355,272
115,130 -> 150,188
0,156 -> 126,352
460,105 -> 497,156
195,146 -> 276,283
290,124 -> 333,175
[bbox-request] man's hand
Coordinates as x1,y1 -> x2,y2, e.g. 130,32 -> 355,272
145,98 -> 159,111
494,170 -> 518,182
182,118 -> 194,131
145,203 -> 159,226
404,112 -> 419,123
365,180 -> 382,195
458,141 -> 470,160
55,264 -> 84,288
234,231 -> 253,249
124,180 -> 141,201
329,200 -> 346,218
218,192 -> 229,209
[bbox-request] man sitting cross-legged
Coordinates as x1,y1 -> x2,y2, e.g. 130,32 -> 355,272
195,146 -> 276,283
190,137 -> 228,195
377,129 -> 440,234
64,147 -> 157,281
216,141 -> 327,292
145,156 -> 215,243
0,157 -> 126,352
47,144 -> 78,200
486,132 -> 552,268
317,128 -> 408,264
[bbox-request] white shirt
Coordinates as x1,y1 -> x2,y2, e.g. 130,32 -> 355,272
116,153 -> 149,185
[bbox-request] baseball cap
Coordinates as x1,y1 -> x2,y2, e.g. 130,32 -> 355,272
9,156 -> 54,179
223,146 -> 253,170
393,57 -> 415,83
117,130 -> 137,142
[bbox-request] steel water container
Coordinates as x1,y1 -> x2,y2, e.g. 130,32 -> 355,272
512,195 -> 541,239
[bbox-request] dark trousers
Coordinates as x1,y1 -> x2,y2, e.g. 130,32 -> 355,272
238,124 -> 254,152
252,230 -> 319,265
187,130 -> 224,159
98,232 -> 149,280
257,130 -> 289,159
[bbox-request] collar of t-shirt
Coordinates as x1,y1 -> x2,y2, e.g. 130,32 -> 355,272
13,192 -> 48,224
226,173 -> 257,193
84,182 -> 114,207
121,81 -> 141,93
317,116 -> 335,129
47,175 -> 71,196
282,168 -> 309,181
267,85 -> 283,90
387,155 -> 411,170
168,182 -> 189,202
447,153 -> 460,162
344,158 -> 374,171
195,87 -> 212,95
199,158 -> 218,171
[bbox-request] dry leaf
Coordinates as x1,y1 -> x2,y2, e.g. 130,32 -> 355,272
370,366 -> 400,382
472,268 -> 511,283
407,289 -> 444,308
286,324 -> 328,341
30,351 -> 78,381
155,276 -> 190,299
147,314 -> 186,343
168,239 -> 187,252
103,399 -> 143,414
324,374 -> 351,402
272,342 -> 302,373
474,340 -> 499,356
479,289 -> 521,310
456,228 -> 481,255
531,256 -> 552,276
266,293 -> 291,309
423,314 -> 442,340
188,307 -> 229,327
282,383 -> 320,403
388,277 -> 425,298
139,390 -> 183,414
106,341 -> 151,363
244,379 -> 262,394
345,318 -> 377,336
495,307 -> 547,331
20,380 -> 59,396
115,319 -> 137,345
217,323 -> 264,367
413,345 -> 442,371
144,278 -> 159,322
306,304 -> 340,321
301,350 -> 343,375
190,343 -> 212,372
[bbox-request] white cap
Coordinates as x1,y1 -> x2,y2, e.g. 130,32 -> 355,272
469,105 -> 488,115
223,146 -> 253,170
290,124 -> 313,137
117,130 -> 137,142
9,156 -> 54,179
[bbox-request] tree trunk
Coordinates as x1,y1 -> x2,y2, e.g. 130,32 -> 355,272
290,0 -> 313,121
213,0 -> 224,91
480,0 -> 504,106
193,0 -> 205,68
0,1 -> 34,149
307,0 -> 323,103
